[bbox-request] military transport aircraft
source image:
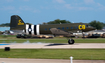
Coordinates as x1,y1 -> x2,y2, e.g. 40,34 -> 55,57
10,15 -> 95,44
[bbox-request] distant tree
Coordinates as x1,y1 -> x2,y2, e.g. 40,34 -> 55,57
102,22 -> 105,26
89,20 -> 104,30
47,19 -> 71,24
0,23 -> 10,27
26,23 -> 33,25
42,22 -> 47,25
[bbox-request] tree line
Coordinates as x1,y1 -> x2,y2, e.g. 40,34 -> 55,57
0,23 -> 10,27
0,19 -> 105,30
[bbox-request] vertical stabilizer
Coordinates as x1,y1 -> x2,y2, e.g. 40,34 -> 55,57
10,15 -> 25,30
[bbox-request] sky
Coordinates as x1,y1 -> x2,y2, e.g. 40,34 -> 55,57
0,0 -> 105,25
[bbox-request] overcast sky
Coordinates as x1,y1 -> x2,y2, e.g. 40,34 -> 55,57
0,0 -> 105,24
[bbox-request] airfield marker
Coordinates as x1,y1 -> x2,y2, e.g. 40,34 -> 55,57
70,56 -> 73,63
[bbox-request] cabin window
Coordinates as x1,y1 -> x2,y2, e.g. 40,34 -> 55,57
57,28 -> 60,29
49,28 -> 51,30
75,26 -> 78,29
45,28 -> 47,31
62,27 -> 64,30
71,27 -> 73,29
66,27 -> 69,29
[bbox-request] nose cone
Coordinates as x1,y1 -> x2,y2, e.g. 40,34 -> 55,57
83,27 -> 95,32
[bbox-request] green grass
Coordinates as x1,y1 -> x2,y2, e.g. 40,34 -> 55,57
0,49 -> 105,60
75,38 -> 105,43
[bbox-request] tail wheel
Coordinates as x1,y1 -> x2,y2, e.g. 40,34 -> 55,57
68,39 -> 75,44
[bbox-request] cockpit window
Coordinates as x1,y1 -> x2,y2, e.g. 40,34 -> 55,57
86,25 -> 92,27
86,25 -> 88,27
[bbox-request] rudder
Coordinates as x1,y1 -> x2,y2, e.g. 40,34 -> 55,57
10,15 -> 25,30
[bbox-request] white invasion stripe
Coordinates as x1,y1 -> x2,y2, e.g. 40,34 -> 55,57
36,25 -> 40,35
31,25 -> 34,35
26,24 -> 29,34
23,30 -> 25,33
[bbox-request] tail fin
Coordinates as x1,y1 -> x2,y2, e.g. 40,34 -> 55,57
10,15 -> 25,30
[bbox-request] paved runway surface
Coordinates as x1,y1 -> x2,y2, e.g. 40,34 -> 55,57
0,58 -> 105,63
0,43 -> 105,49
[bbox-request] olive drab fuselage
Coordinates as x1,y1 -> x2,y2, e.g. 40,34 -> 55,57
10,15 -> 95,35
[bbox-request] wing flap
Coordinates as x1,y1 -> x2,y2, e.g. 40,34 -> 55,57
50,28 -> 71,36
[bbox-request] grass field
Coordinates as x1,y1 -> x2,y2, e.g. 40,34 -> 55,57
0,35 -> 105,43
0,49 -> 105,60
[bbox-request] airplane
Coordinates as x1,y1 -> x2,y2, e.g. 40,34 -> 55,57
10,15 -> 95,44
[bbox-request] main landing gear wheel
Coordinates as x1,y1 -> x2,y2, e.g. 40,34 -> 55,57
68,39 -> 75,44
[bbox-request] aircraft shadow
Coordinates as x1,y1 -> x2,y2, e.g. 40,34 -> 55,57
45,43 -> 68,46
45,43 -> 79,46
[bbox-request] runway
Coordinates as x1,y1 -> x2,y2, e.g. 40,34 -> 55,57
0,58 -> 105,63
0,43 -> 105,49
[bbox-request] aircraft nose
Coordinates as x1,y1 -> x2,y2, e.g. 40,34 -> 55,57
86,27 -> 95,31
90,27 -> 95,30
82,26 -> 95,32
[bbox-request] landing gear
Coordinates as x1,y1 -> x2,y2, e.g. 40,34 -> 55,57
68,39 -> 75,44
16,34 -> 22,38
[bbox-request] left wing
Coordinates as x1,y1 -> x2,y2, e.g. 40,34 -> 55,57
50,28 -> 72,37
